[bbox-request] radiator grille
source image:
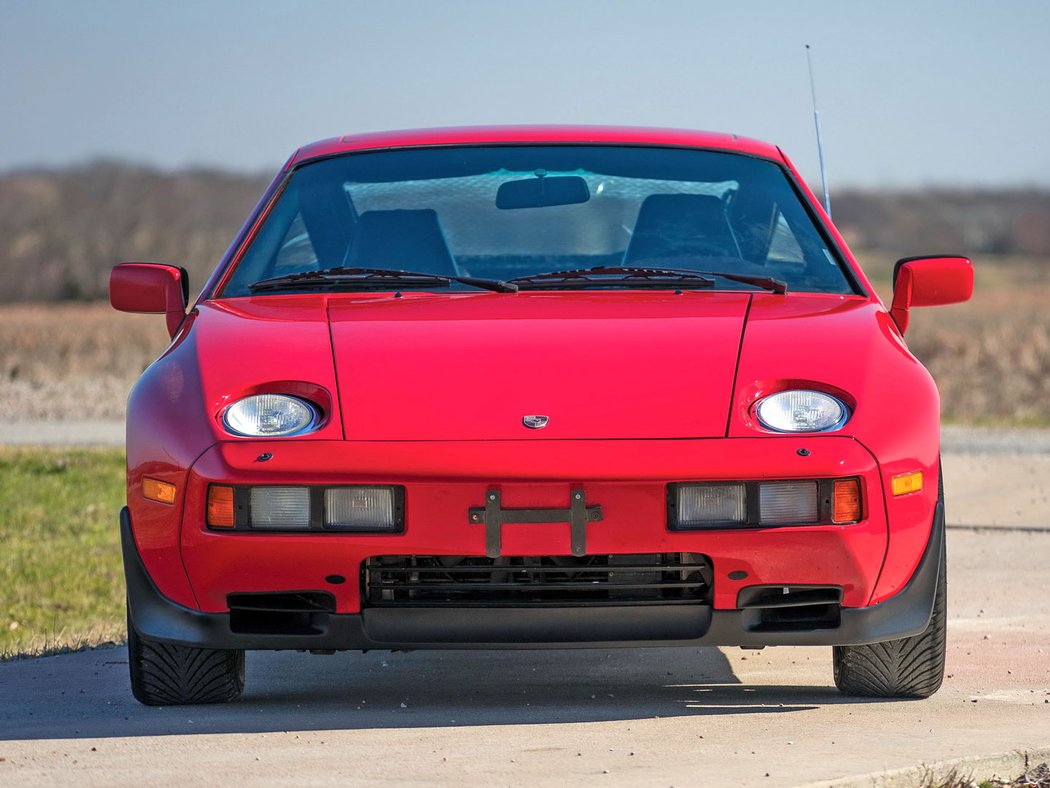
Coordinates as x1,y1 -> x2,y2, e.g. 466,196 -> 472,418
362,553 -> 712,608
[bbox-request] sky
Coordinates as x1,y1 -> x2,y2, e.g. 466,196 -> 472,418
3,0 -> 1049,188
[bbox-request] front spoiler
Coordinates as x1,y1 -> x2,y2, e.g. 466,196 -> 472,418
122,505 -> 944,650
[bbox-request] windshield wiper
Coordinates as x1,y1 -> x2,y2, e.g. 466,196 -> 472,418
509,265 -> 718,290
248,266 -> 519,294
509,264 -> 787,293
623,259 -> 788,294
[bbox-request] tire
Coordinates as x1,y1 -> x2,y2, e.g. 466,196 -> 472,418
832,466 -> 947,699
127,607 -> 245,706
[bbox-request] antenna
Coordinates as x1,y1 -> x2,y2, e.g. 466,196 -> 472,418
805,44 -> 832,218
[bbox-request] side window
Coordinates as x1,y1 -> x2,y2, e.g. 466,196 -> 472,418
765,212 -> 805,264
272,213 -> 319,274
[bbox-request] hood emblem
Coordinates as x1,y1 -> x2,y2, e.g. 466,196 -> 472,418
522,415 -> 549,429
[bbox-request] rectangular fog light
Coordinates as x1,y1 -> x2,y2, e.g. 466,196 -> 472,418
759,481 -> 818,525
249,486 -> 311,529
325,487 -> 397,531
675,483 -> 746,529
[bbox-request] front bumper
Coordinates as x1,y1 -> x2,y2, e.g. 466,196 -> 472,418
122,497 -> 944,650
162,438 -> 909,613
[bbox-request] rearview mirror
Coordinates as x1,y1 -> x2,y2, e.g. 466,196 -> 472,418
110,263 -> 189,338
890,255 -> 973,334
496,175 -> 590,210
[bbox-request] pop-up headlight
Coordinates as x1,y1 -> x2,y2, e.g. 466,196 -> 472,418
222,394 -> 319,437
754,390 -> 849,433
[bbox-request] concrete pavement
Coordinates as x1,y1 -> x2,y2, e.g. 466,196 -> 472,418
0,530 -> 1047,786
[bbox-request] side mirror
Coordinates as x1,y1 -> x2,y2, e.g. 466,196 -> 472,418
110,263 -> 189,338
890,255 -> 973,334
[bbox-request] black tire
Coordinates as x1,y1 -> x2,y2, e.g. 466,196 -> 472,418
832,466 -> 947,699
127,608 -> 245,706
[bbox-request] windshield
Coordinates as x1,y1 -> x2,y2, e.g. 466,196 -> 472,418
221,145 -> 855,297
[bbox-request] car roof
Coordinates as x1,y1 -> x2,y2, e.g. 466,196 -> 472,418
287,126 -> 786,170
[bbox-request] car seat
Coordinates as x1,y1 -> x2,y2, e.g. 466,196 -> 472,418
623,194 -> 741,266
346,209 -> 460,276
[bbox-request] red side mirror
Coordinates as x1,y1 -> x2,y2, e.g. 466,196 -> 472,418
890,256 -> 973,334
110,263 -> 189,338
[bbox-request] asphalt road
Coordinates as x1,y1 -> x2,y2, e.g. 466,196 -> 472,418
1,426 -> 1048,786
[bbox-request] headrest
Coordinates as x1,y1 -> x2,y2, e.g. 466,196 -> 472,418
347,209 -> 457,276
624,194 -> 737,265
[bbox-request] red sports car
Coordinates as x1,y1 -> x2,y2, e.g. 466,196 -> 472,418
111,126 -> 973,705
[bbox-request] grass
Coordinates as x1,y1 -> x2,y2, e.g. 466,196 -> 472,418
920,762 -> 1050,787
0,447 -> 127,658
0,302 -> 168,420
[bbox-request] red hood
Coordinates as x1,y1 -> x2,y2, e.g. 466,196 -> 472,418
188,297 -> 347,443
327,291 -> 750,440
190,292 -> 901,444
727,293 -> 927,444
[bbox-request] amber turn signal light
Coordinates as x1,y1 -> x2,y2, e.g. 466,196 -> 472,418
832,478 -> 862,523
207,485 -> 236,528
143,477 -> 177,505
891,471 -> 923,497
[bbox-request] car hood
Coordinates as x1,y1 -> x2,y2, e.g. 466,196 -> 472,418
327,292 -> 751,440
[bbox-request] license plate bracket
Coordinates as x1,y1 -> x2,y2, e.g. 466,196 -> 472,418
468,488 -> 603,558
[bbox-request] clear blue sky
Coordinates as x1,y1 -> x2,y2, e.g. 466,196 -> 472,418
3,0 -> 1048,187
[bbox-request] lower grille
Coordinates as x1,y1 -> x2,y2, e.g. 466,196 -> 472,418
362,553 -> 712,608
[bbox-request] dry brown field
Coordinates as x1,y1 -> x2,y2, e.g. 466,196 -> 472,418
1,252 -> 1047,425
1,304 -> 168,420
860,252 -> 1050,425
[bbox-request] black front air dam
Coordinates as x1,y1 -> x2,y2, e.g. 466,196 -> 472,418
122,504 -> 944,650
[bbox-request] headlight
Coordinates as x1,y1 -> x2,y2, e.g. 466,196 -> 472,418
222,394 -> 320,437
754,390 -> 849,433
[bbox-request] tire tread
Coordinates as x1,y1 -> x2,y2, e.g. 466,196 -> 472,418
833,461 -> 947,700
128,615 -> 244,706
833,566 -> 946,698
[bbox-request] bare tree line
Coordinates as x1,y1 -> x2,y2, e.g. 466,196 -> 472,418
0,163 -> 270,303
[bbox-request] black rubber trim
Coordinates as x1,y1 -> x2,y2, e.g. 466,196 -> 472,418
122,501 -> 943,650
